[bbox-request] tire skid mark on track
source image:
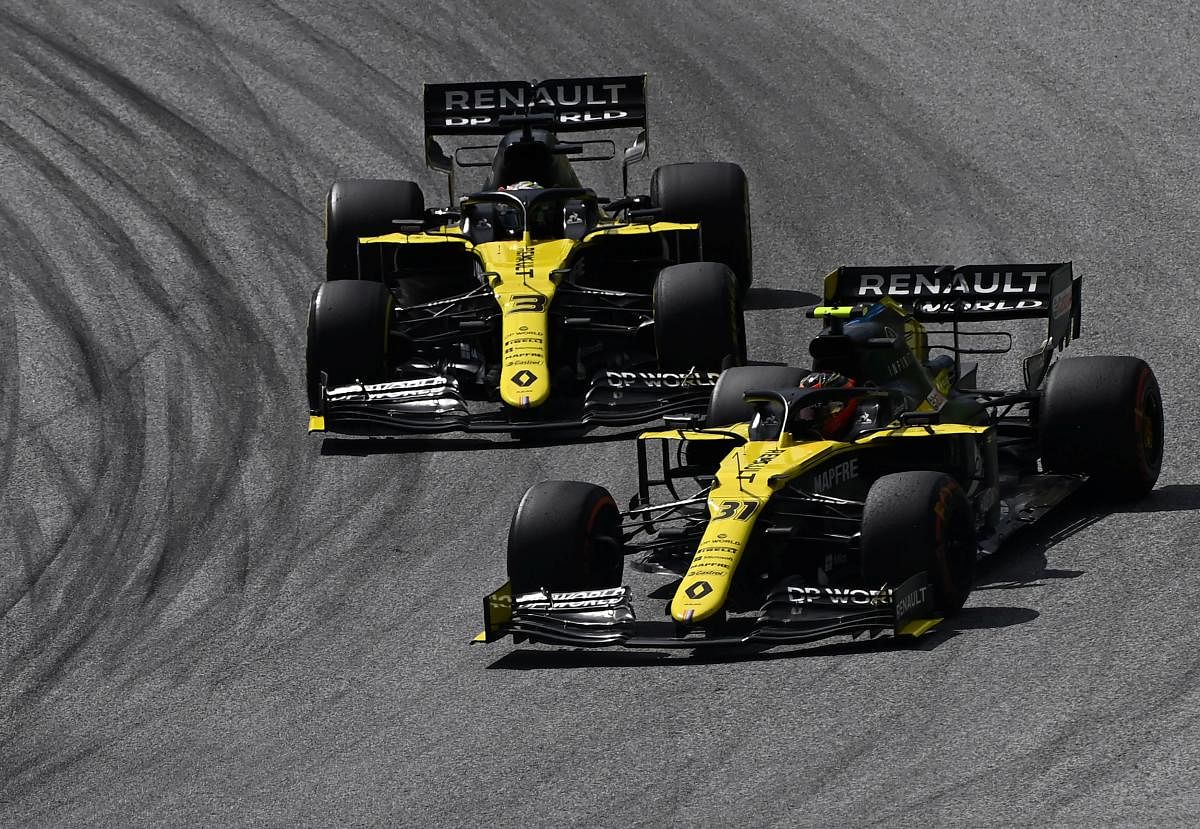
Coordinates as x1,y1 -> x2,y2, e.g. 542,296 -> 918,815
0,5 -> 310,213
0,9 -> 298,713
0,204 -> 116,619
0,118 -> 178,326
0,0 -> 441,711
170,2 -> 426,178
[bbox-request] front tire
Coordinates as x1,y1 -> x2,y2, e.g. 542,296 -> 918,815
860,471 -> 976,616
653,262 -> 744,372
1040,356 -> 1164,500
306,280 -> 394,410
705,365 -> 809,428
506,481 -> 624,595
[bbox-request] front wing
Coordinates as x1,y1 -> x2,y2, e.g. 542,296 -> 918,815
475,573 -> 942,649
310,369 -> 720,434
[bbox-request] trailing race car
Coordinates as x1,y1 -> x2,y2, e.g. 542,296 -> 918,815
477,262 -> 1165,649
306,75 -> 752,435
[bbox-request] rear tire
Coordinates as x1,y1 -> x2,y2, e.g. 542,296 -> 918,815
326,179 -> 425,279
507,481 -> 624,594
705,365 -> 809,428
860,471 -> 976,616
651,162 -> 752,293
306,280 -> 394,409
1040,356 -> 1164,500
653,262 -> 744,372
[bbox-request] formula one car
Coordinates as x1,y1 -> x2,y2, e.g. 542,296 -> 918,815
306,75 -> 752,435
477,262 -> 1165,649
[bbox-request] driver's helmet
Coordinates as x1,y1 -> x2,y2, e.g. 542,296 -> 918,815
497,181 -> 543,191
795,371 -> 859,440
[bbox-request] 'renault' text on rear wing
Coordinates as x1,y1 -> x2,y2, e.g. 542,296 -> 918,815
423,75 -> 647,136
822,263 -> 1082,390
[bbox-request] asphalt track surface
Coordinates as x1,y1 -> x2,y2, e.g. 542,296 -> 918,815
2,2 -> 1199,825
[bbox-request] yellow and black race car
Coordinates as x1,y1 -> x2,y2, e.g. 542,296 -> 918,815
306,75 -> 751,435
477,262 -> 1165,649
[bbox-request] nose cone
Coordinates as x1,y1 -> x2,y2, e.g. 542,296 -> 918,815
501,364 -> 550,408
670,496 -> 761,623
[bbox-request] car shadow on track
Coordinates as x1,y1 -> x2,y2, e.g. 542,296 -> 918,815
743,287 -> 821,311
1107,483 -> 1200,513
319,427 -> 646,456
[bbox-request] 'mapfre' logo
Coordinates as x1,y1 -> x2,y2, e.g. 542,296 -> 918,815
809,458 -> 859,493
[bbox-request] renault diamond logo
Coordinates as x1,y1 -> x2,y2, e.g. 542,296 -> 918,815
511,370 -> 537,387
685,581 -> 713,600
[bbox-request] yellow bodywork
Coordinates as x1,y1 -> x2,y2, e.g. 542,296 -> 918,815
479,236 -> 571,407
474,581 -> 514,643
359,219 -> 697,409
896,617 -> 943,637
660,421 -> 990,623
637,427 -> 743,442
671,435 -> 849,622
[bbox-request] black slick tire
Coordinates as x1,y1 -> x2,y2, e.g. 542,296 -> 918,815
306,279 -> 394,409
653,262 -> 744,372
1039,356 -> 1164,500
860,471 -> 976,616
325,179 -> 424,279
651,162 -> 752,293
507,481 -> 624,595
705,366 -> 809,428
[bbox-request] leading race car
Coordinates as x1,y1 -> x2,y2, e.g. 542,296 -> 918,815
477,262 -> 1165,649
306,75 -> 752,435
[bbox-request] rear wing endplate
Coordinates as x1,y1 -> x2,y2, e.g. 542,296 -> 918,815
822,263 -> 1082,390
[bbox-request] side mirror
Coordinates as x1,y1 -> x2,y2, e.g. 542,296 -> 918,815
426,137 -> 452,173
621,129 -> 648,195
426,137 -> 457,205
623,128 -> 648,166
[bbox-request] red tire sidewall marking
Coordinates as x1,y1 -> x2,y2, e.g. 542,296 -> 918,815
581,495 -> 617,581
1133,367 -> 1154,480
933,483 -> 956,594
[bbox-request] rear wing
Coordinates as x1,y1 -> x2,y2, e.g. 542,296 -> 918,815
423,75 -> 647,136
822,263 -> 1082,390
423,75 -> 649,197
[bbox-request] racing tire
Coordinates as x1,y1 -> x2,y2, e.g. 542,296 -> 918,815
686,366 -> 808,473
653,262 -> 744,372
705,365 -> 809,428
1039,356 -> 1164,500
325,179 -> 425,279
860,471 -> 976,616
306,279 -> 394,410
651,162 -> 752,293
507,481 -> 624,595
